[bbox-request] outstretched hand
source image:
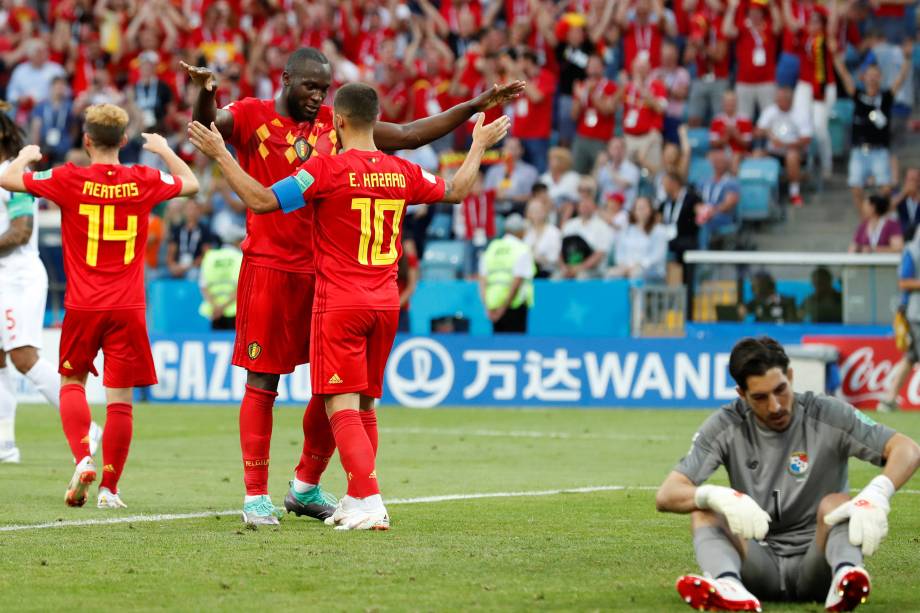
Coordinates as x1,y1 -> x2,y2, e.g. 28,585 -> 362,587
471,114 -> 511,150
180,61 -> 217,92
141,132 -> 170,155
472,80 -> 527,112
187,121 -> 228,159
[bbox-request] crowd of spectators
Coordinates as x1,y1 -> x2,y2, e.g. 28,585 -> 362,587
2,0 -> 919,287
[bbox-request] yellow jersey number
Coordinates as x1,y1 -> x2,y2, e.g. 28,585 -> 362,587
350,198 -> 405,266
78,204 -> 138,267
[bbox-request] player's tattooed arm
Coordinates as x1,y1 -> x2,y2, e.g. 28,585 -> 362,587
441,114 -> 511,203
373,81 -> 525,151
181,61 -> 234,140
0,145 -> 42,193
187,121 -> 278,213
0,215 -> 32,257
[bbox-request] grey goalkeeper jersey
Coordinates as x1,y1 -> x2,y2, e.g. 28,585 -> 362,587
676,393 -> 895,556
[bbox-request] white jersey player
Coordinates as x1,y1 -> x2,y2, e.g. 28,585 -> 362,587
656,337 -> 920,612
0,152 -> 99,462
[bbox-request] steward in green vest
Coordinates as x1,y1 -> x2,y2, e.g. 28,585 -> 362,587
478,213 -> 535,333
199,228 -> 244,330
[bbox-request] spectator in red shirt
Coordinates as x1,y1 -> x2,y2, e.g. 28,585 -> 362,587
709,90 -> 754,173
378,61 -> 409,124
622,54 -> 668,173
617,0 -> 676,71
508,49 -> 556,174
791,8 -> 836,180
723,0 -> 782,121
397,235 -> 421,333
685,0 -> 730,127
571,54 -> 621,175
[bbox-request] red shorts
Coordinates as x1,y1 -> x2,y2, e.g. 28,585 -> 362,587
59,308 -> 156,388
310,309 -> 399,398
232,260 -> 314,375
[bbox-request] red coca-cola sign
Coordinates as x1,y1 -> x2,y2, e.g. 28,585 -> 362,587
802,336 -> 920,410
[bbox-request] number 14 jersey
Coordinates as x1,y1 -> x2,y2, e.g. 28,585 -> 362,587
24,163 -> 182,310
273,149 -> 445,311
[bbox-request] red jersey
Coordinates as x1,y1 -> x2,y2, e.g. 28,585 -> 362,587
273,150 -> 446,311
782,1 -> 826,52
624,22 -> 663,70
796,32 -> 834,98
709,113 -> 754,152
23,163 -> 182,310
512,68 -> 556,139
224,97 -> 338,273
690,13 -> 730,79
735,19 -> 777,84
574,78 -> 618,141
462,189 -> 496,240
623,79 -> 667,135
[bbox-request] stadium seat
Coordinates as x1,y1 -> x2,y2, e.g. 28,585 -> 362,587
737,158 -> 781,222
829,99 -> 854,158
420,240 -> 466,280
738,157 -> 781,185
686,127 -> 710,157
688,157 -> 714,189
426,212 -> 453,240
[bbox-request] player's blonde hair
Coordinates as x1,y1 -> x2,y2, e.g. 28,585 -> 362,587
84,104 -> 130,149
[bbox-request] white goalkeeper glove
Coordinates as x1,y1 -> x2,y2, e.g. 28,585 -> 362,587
824,475 -> 894,557
695,485 -> 771,540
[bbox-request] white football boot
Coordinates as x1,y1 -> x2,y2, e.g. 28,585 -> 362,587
326,494 -> 390,531
825,566 -> 871,612
0,446 -> 20,464
65,456 -> 97,507
97,487 -> 128,509
676,574 -> 762,612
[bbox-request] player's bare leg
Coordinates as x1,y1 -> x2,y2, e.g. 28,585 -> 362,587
7,345 -> 101,455
0,351 -> 19,463
818,493 -> 871,612
60,374 -> 96,507
675,511 -> 762,612
324,393 -> 388,531
96,386 -> 133,509
239,371 -> 282,525
285,395 -> 337,521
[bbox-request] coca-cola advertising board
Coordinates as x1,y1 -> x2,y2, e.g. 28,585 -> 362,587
802,336 -> 920,410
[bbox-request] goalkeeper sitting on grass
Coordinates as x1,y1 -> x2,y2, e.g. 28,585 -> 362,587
655,336 -> 920,612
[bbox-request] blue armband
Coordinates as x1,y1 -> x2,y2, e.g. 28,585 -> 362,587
270,169 -> 315,214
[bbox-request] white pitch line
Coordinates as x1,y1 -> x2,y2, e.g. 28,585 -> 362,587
380,426 -> 675,441
1,485 -> 917,533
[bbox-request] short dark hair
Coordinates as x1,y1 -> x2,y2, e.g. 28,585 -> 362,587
285,47 -> 329,74
729,336 -> 790,390
333,83 -> 379,128
522,49 -> 540,65
867,194 -> 890,217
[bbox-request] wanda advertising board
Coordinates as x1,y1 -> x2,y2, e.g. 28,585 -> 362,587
803,335 -> 920,410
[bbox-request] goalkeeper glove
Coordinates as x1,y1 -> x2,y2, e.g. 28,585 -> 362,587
824,475 -> 894,557
695,485 -> 771,540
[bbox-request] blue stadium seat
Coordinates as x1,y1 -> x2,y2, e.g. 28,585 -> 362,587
829,99 -> 854,158
738,157 -> 781,185
420,240 -> 466,280
426,212 -> 453,240
688,157 -> 714,188
686,127 -> 711,157
737,158 -> 781,222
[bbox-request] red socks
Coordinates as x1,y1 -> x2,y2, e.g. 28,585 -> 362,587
60,383 -> 91,461
361,409 -> 378,456
294,395 -> 336,484
100,403 -> 132,493
239,384 -> 276,495
330,409 -> 378,498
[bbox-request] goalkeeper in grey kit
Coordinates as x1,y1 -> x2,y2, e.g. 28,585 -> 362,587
655,337 -> 920,612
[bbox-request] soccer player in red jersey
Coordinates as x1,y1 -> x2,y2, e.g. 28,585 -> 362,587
0,104 -> 199,508
188,84 -> 509,529
182,48 -> 524,525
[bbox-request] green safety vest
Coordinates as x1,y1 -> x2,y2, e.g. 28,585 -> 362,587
482,237 -> 535,310
199,246 -> 243,319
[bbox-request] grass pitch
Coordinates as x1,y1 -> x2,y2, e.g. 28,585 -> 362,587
1,404 -> 918,612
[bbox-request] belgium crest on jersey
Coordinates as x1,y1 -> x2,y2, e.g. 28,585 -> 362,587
294,136 -> 311,161
247,342 -> 262,360
788,451 -> 809,477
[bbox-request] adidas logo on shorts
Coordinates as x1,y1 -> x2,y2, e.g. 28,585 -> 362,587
328,373 -> 343,384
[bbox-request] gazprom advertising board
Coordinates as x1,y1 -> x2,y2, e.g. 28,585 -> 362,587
143,334 -> 738,408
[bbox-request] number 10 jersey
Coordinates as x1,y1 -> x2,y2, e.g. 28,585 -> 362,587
24,163 -> 183,310
272,149 -> 446,312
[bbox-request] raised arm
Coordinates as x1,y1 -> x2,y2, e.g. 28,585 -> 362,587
181,61 -> 235,140
892,40 -> 914,94
442,114 -> 510,203
722,0 -> 739,38
0,144 -> 42,193
187,121 -> 278,213
373,81 -> 524,151
141,133 -> 199,197
829,38 -> 856,97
